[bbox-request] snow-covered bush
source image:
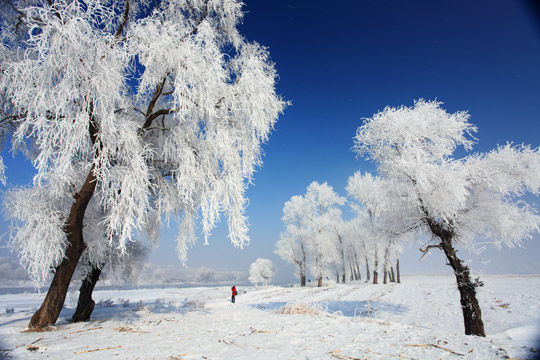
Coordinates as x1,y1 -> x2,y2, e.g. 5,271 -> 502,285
182,299 -> 206,311
96,299 -> 114,308
277,303 -> 323,316
248,258 -> 275,286
133,301 -> 145,312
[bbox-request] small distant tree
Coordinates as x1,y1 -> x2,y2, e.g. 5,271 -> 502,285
347,172 -> 393,284
354,99 -> 540,336
276,182 -> 345,287
302,182 -> 345,287
248,258 -> 275,286
275,196 -> 309,286
329,219 -> 349,283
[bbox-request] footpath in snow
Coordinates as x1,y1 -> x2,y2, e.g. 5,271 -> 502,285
1,275 -> 539,359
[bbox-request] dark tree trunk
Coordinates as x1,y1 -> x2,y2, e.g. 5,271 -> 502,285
390,266 -> 396,283
29,165 -> 98,329
383,269 -> 388,284
72,264 -> 102,322
353,251 -> 361,281
365,256 -> 370,282
300,247 -> 307,287
440,238 -> 485,337
373,254 -> 378,284
317,277 -> 322,287
396,257 -> 401,284
29,112 -> 101,330
337,233 -> 346,284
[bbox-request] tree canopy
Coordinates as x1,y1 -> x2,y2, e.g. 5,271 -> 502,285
0,0 -> 287,283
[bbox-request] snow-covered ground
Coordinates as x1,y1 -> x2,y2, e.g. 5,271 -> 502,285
1,275 -> 539,359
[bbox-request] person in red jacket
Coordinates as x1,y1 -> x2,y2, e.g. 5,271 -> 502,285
231,285 -> 237,303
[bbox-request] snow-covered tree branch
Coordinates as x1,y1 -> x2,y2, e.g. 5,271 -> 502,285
0,0 -> 287,328
353,99 -> 540,336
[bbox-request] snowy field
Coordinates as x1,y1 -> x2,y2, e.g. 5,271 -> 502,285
1,275 -> 540,359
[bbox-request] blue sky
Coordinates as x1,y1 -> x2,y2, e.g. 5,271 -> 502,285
1,0 -> 540,284
174,0 -> 540,283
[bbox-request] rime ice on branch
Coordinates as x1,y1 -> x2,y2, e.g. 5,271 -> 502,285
353,99 -> 540,336
0,0 -> 287,328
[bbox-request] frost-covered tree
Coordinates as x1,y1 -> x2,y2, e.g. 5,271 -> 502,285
276,182 -> 345,287
346,172 -> 394,284
354,99 -> 540,336
0,0 -> 286,329
302,182 -> 345,287
328,214 -> 349,283
305,182 -> 345,287
248,258 -> 275,286
275,195 -> 309,286
4,182 -> 149,322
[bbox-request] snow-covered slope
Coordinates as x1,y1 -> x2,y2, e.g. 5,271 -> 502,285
1,275 -> 539,359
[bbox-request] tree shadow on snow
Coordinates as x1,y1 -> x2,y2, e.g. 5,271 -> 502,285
54,297 -> 207,326
251,300 -> 407,318
324,300 -> 407,317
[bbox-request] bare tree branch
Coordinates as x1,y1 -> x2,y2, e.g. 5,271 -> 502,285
114,0 -> 130,40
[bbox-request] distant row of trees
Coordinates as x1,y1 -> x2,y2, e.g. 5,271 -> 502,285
275,181 -> 402,288
277,100 -> 540,337
0,256 -> 246,286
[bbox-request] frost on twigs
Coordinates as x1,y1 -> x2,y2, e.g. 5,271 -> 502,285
353,99 -> 540,336
353,99 -> 540,256
0,0 -> 287,282
277,302 -> 324,316
275,182 -> 346,286
248,258 -> 275,286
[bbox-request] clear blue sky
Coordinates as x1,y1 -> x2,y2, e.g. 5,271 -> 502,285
1,0 -> 540,284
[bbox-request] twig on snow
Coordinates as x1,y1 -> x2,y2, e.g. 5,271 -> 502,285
331,348 -> 418,360
250,327 -> 273,334
113,326 -> 147,333
30,337 -> 43,344
70,326 -> 102,334
406,343 -> 464,356
74,346 -> 122,354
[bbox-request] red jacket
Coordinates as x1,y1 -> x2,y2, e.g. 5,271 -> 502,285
232,286 -> 237,295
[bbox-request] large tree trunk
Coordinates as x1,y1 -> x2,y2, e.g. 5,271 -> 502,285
300,274 -> 306,287
390,266 -> 396,283
317,277 -> 322,287
29,165 -> 98,329
72,264 -> 102,323
440,237 -> 485,336
29,113 -> 101,330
